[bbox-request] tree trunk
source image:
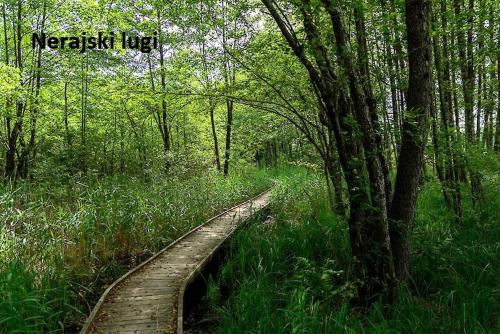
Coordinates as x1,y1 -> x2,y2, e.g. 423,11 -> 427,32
18,2 -> 46,179
354,3 -> 392,205
223,99 -> 233,177
262,0 -> 397,306
485,4 -> 495,149
4,1 -> 24,181
64,81 -> 71,146
496,19 -> 500,151
432,2 -> 462,223
221,0 -> 233,177
389,0 -> 432,282
453,0 -> 482,204
484,5 -> 495,149
325,131 -> 345,216
209,100 -> 221,171
157,7 -> 171,170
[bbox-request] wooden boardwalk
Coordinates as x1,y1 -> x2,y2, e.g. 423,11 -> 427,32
80,191 -> 270,334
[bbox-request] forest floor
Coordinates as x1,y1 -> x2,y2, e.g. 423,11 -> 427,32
186,169 -> 500,334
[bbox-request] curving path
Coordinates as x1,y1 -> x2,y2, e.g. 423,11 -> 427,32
80,191 -> 270,334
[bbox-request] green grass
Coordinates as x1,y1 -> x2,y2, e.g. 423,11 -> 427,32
2,162 -> 498,333
205,168 -> 500,333
0,165 -> 276,333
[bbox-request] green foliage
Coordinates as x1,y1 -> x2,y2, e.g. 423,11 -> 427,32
0,64 -> 21,100
206,170 -> 500,333
0,166 -> 274,333
0,261 -> 69,334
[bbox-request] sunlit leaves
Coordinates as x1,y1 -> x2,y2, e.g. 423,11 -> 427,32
0,64 -> 22,100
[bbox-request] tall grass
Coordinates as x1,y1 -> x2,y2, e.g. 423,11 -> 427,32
0,166 -> 274,333
206,168 -> 499,333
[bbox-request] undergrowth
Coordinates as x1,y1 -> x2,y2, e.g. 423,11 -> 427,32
0,166 -> 274,333
205,168 -> 499,333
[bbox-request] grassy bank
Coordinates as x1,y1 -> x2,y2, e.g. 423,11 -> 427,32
203,169 -> 499,333
0,166 -> 274,333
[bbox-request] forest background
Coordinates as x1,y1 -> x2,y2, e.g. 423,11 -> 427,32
0,0 -> 499,332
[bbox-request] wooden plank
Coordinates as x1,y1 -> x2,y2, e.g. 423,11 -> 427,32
110,294 -> 173,302
99,304 -> 174,315
93,322 -> 172,332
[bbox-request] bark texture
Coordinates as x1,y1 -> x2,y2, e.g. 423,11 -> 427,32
389,0 -> 432,281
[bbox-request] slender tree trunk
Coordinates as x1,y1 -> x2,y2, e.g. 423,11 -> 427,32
453,0 -> 475,141
157,7 -> 171,170
81,58 -> 86,146
495,17 -> 500,151
476,65 -> 484,141
209,100 -> 221,171
325,130 -> 345,216
221,0 -> 233,177
378,0 -> 401,149
484,6 -> 495,149
2,2 -> 14,180
453,0 -> 483,204
4,1 -> 24,181
485,4 -> 495,149
429,54 -> 450,206
223,99 -> 233,177
389,0 -> 432,282
201,34 -> 221,171
18,2 -> 46,179
64,81 -> 71,146
432,3 -> 462,223
354,2 -> 392,205
495,45 -> 500,151
120,123 -> 125,173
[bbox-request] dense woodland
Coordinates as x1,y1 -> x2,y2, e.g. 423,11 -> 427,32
0,0 -> 499,332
